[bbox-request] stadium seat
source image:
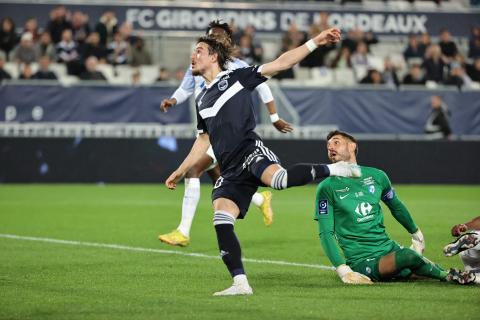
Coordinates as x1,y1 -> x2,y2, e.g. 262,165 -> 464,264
294,67 -> 311,80
310,67 -> 333,86
4,62 -> 19,79
96,63 -> 115,83
112,65 -> 133,85
333,68 -> 356,86
139,65 -> 159,85
49,63 -> 67,79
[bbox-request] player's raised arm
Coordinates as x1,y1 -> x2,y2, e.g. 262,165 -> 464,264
260,27 -> 341,78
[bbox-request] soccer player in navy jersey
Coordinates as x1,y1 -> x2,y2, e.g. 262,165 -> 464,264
158,21 -> 292,247
165,27 -> 358,295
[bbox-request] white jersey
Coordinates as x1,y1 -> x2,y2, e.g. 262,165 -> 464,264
171,58 -> 273,104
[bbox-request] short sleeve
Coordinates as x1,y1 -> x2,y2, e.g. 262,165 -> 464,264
378,170 -> 396,202
235,66 -> 268,90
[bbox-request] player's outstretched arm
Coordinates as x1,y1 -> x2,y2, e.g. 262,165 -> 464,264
160,67 -> 195,112
260,28 -> 341,78
165,133 -> 210,189
265,101 -> 293,133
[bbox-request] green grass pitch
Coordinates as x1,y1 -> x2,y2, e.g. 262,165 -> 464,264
1,184 -> 479,320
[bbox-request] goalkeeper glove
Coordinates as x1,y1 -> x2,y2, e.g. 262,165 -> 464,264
336,264 -> 373,284
410,229 -> 425,254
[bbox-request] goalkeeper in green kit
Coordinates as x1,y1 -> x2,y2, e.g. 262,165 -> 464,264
315,130 -> 476,285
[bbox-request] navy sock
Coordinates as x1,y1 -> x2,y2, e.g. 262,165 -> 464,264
214,223 -> 245,277
286,163 -> 329,187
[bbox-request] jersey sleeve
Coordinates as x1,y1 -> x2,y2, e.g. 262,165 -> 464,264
235,66 -> 268,91
254,82 -> 274,103
171,66 -> 195,104
378,170 -> 418,234
315,182 -> 346,267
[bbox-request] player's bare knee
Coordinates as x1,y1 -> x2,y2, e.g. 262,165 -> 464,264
270,167 -> 288,190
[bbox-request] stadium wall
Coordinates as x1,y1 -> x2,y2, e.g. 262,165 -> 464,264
1,138 -> 479,184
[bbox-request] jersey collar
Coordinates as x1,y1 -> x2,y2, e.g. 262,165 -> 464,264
205,70 -> 229,89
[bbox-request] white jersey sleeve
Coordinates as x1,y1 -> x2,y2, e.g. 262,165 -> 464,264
171,66 -> 195,104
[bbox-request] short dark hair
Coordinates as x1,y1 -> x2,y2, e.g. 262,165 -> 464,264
327,130 -> 358,155
206,20 -> 233,40
196,36 -> 232,71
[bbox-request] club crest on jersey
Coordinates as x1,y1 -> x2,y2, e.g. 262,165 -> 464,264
318,200 -> 328,215
368,185 -> 375,194
218,79 -> 229,91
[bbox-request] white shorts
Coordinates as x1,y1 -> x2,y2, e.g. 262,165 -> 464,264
205,145 -> 218,171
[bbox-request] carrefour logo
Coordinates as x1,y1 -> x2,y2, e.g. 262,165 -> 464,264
355,202 -> 374,222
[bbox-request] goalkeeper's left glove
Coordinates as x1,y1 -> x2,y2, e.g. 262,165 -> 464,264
410,229 -> 425,254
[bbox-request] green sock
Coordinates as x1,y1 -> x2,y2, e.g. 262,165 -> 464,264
395,248 -> 447,280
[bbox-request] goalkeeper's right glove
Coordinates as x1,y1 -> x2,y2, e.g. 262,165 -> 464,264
336,264 -> 373,284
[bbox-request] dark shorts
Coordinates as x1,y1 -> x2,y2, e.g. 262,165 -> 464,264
212,140 -> 280,218
350,242 -> 412,281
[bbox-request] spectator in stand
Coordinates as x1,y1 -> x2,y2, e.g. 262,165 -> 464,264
13,32 -> 38,65
350,41 -> 372,80
0,52 -> 12,80
403,63 -> 426,85
466,57 -> 480,83
382,57 -> 400,88
419,32 -> 431,57
330,46 -> 352,69
403,34 -> 424,61
468,26 -> 480,59
341,29 -> 378,54
317,11 -> 330,32
0,17 -> 19,60
438,29 -> 458,61
444,62 -> 473,90
360,69 -> 384,85
237,34 -> 260,65
46,5 -> 73,44
32,55 -> 58,80
422,44 -> 447,83
242,25 -> 263,62
95,10 -> 118,47
281,23 -> 307,55
79,56 -> 106,81
35,31 -> 56,62
301,22 -> 336,68
80,32 -> 107,63
107,32 -> 128,65
19,63 -> 34,80
71,11 -> 90,45
128,37 -> 152,66
56,29 -> 82,75
425,95 -> 452,140
23,18 -> 40,42
119,22 -> 137,45
156,67 -> 170,82
174,67 -> 185,81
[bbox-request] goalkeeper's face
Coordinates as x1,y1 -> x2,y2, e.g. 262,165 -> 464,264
327,135 -> 355,163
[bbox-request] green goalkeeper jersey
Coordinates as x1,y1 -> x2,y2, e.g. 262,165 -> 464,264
314,165 -> 418,267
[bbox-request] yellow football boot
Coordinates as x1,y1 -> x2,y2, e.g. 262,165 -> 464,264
158,229 -> 190,247
259,191 -> 274,226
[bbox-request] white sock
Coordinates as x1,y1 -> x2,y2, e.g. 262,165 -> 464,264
233,274 -> 249,286
177,178 -> 200,237
250,192 -> 264,207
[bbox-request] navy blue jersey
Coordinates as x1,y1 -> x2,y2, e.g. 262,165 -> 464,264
196,65 -> 268,177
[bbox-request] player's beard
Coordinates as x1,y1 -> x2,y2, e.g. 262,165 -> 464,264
192,70 -> 202,76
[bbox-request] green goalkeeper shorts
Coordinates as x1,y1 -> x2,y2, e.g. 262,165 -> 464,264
349,242 -> 412,281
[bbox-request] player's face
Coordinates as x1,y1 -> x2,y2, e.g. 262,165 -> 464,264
327,135 -> 352,163
191,42 -> 215,76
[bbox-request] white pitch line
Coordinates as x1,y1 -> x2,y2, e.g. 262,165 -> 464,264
0,233 -> 334,271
